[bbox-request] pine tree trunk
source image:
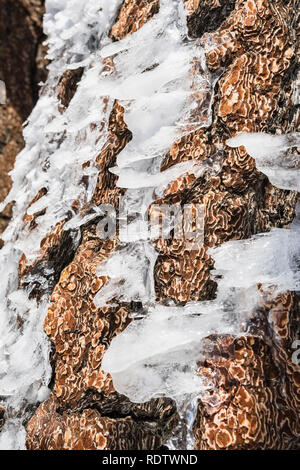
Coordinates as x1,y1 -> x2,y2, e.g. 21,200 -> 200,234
0,0 -> 47,247
1,0 -> 299,450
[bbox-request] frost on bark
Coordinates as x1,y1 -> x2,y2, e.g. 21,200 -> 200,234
0,0 -> 47,246
0,0 -> 299,450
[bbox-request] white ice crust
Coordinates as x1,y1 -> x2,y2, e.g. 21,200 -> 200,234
0,0 -> 299,451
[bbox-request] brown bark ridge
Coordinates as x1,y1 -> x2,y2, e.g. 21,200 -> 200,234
0,0 -> 47,247
0,407 -> 4,433
20,0 -> 300,449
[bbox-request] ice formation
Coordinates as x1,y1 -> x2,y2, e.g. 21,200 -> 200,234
0,0 -> 299,451
94,0 -> 216,306
0,80 -> 6,105
0,0 -> 123,450
91,0 -> 219,449
0,0 -> 215,449
102,126 -> 300,450
227,132 -> 300,191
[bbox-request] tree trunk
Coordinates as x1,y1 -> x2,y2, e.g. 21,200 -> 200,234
0,0 -> 47,246
0,0 -> 299,450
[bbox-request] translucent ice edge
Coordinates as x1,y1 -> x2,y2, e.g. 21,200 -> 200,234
102,127 -> 300,450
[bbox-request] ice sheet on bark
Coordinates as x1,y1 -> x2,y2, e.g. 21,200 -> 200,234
0,0 -> 123,450
94,0 -> 217,304
99,1 -> 215,169
227,132 -> 300,191
93,0 -> 219,449
0,0 -> 122,262
1,0 -> 299,451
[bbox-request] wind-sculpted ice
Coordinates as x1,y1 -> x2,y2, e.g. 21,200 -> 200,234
102,108 -> 300,450
0,0 -> 123,449
102,215 -> 300,448
0,0 -> 122,261
5,0 -> 299,452
95,0 -> 217,308
103,302 -> 233,449
110,160 -> 207,190
101,263 -> 258,449
45,0 -> 122,71
0,65 -> 113,264
95,0 -> 219,449
211,226 -> 300,297
223,131 -> 300,294
226,132 -> 300,294
103,219 -> 289,411
227,132 -> 300,191
102,303 -> 238,403
100,0 -> 215,170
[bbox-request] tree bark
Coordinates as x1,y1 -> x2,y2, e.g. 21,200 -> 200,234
2,0 -> 299,450
0,0 -> 47,247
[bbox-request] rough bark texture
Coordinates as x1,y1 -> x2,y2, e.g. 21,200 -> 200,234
5,0 -> 298,450
0,0 -> 47,247
0,407 -> 4,432
185,0 -> 300,450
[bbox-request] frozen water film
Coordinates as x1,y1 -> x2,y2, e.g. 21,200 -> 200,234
0,0 -> 123,449
95,0 -> 219,449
